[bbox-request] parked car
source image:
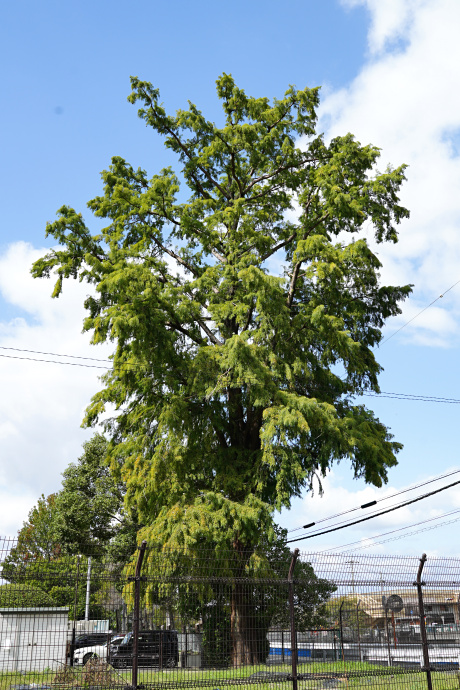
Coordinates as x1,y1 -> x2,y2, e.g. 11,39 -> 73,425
73,635 -> 125,665
73,632 -> 112,650
110,630 -> 178,669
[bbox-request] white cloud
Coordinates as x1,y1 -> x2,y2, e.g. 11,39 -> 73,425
343,0 -> 430,54
0,242 -> 112,537
324,0 -> 460,346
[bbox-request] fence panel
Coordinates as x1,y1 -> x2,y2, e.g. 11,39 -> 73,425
1,536 -> 459,690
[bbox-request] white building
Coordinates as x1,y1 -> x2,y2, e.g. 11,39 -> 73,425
0,606 -> 69,672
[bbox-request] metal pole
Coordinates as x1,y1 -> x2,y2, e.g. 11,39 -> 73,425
384,606 -> 392,666
356,601 -> 361,662
185,628 -> 188,668
132,541 -> 147,690
339,601 -> 345,662
391,611 -> 397,648
69,555 -> 81,667
288,548 -> 300,690
160,631 -> 163,669
346,560 -> 356,596
415,553 -> 433,690
85,556 -> 91,622
281,629 -> 285,664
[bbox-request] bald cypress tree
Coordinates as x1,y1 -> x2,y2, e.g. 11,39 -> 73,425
32,74 -> 410,664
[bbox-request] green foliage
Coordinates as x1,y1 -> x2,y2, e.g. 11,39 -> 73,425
8,435 -> 139,563
0,583 -> 56,608
53,434 -> 130,556
2,554 -> 109,621
5,493 -> 60,562
32,74 -> 411,554
325,594 -> 375,631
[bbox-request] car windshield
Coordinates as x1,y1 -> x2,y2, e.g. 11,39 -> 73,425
120,633 -> 132,646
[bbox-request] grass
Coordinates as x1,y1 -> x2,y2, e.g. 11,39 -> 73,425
0,660 -> 459,690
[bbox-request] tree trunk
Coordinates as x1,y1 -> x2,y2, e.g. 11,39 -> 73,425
231,580 -> 252,666
230,546 -> 267,667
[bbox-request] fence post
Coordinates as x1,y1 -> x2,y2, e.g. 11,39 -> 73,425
414,554 -> 433,690
384,605 -> 392,666
69,555 -> 81,667
288,548 -> 300,690
339,602 -> 345,662
356,601 -> 361,662
131,541 -> 147,690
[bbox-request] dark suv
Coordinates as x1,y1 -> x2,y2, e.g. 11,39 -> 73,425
110,630 -> 178,668
74,633 -> 111,650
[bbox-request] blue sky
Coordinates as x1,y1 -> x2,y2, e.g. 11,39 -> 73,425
1,0 -> 460,557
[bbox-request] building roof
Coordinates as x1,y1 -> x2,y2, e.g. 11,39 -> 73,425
0,606 -> 69,615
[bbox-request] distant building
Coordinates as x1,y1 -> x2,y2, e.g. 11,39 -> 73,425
358,589 -> 459,626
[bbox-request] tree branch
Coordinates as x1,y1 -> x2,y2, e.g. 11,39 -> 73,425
286,261 -> 303,309
140,86 -> 231,201
260,232 -> 297,262
165,321 -> 207,346
211,249 -> 227,263
196,318 -> 223,346
242,298 -> 255,332
149,234 -> 199,277
243,156 -> 321,195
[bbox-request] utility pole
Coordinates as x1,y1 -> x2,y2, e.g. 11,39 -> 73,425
346,559 -> 357,596
85,557 -> 92,622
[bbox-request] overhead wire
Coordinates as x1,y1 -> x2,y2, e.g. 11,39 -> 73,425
286,468 -> 460,533
0,345 -> 109,362
317,507 -> 460,553
0,352 -> 109,369
363,391 -> 460,404
1,348 -> 460,404
332,510 -> 460,554
285,477 -> 460,543
379,278 -> 460,345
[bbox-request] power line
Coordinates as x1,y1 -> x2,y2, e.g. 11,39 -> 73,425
0,345 -> 109,362
358,515 -> 460,551
285,478 -> 460,543
0,347 -> 460,402
0,352 -> 109,369
380,278 -> 460,345
287,468 -> 460,533
363,391 -> 460,404
318,507 -> 460,554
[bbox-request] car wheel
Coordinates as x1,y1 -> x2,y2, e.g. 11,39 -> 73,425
165,656 -> 177,668
83,653 -> 96,665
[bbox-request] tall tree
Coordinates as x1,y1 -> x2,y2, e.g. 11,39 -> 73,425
32,75 -> 411,663
54,434 -> 123,555
7,435 -> 136,559
5,493 -> 60,562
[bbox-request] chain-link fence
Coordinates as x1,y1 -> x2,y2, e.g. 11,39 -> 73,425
0,537 -> 459,690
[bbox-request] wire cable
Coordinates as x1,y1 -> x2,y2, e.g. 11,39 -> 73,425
363,391 -> 460,404
317,507 -> 460,554
0,345 -> 109,362
287,468 -> 460,533
380,279 -> 460,345
1,347 -> 460,404
285,478 -> 460,543
351,514 -> 460,552
338,514 -> 460,553
0,352 -> 109,369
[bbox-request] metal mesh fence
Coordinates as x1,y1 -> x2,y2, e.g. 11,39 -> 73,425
0,536 -> 459,690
